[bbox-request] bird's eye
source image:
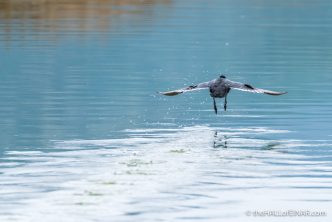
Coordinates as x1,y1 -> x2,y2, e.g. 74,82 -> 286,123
220,75 -> 226,78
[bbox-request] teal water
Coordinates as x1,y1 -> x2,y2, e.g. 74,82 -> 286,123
1,0 -> 332,221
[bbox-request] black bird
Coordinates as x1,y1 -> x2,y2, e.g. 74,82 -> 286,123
159,75 -> 287,114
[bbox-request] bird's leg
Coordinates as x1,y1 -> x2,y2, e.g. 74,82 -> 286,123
224,94 -> 228,111
213,97 -> 218,114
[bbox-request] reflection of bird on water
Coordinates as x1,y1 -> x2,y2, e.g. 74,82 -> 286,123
213,130 -> 282,151
213,131 -> 228,149
159,75 -> 287,114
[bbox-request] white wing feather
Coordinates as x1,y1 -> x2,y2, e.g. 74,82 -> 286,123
225,80 -> 287,95
159,80 -> 214,96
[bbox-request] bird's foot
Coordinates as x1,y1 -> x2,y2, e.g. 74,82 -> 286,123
213,98 -> 218,114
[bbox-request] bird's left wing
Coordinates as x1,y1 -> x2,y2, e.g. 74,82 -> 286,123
159,80 -> 213,96
225,79 -> 287,95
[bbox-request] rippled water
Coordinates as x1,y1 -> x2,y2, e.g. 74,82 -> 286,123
1,0 -> 332,221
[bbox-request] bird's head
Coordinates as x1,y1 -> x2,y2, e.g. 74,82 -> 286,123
219,75 -> 226,79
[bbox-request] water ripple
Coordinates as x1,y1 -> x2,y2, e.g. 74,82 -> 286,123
0,126 -> 331,221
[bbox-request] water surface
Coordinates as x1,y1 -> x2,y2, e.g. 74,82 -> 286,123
0,0 -> 332,221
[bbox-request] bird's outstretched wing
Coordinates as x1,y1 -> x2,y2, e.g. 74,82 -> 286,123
159,81 -> 213,96
225,79 -> 287,96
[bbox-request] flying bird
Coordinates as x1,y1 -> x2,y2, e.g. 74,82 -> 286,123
159,75 -> 287,114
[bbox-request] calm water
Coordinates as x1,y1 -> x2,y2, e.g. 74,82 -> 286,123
1,0 -> 332,221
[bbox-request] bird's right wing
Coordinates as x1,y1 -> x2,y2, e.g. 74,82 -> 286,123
159,80 -> 213,96
225,79 -> 287,96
